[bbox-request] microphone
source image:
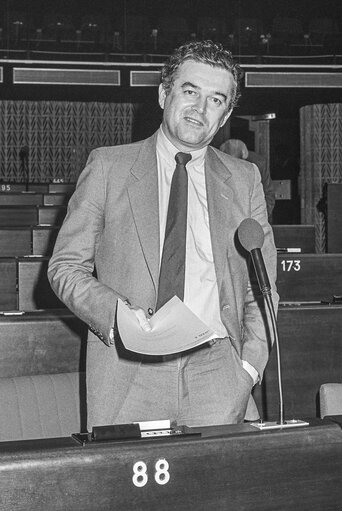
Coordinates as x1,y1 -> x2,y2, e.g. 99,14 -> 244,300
238,218 -> 308,430
19,146 -> 29,161
19,146 -> 30,190
238,218 -> 271,296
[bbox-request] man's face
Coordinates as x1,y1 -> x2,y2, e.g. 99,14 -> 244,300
159,60 -> 235,152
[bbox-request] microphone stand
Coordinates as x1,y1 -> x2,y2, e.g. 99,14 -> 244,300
250,266 -> 309,431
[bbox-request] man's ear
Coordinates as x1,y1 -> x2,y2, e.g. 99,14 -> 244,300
220,108 -> 233,128
158,83 -> 166,109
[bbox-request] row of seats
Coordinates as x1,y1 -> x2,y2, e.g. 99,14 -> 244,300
1,303 -> 341,441
1,252 -> 341,311
0,187 -> 341,311
1,13 -> 341,54
0,369 -> 338,442
0,182 -> 340,444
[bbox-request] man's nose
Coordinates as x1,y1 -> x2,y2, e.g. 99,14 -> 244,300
194,95 -> 206,113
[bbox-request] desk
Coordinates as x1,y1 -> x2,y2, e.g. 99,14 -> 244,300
253,303 -> 342,420
0,419 -> 341,510
0,310 -> 87,377
276,253 -> 342,302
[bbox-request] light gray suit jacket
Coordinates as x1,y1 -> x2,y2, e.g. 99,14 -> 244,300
48,131 -> 279,426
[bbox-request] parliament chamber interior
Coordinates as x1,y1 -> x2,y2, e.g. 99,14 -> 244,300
0,0 -> 342,509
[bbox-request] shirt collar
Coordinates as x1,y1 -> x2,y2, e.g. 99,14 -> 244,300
157,125 -> 207,168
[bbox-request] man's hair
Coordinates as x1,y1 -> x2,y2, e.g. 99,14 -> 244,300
161,40 -> 242,110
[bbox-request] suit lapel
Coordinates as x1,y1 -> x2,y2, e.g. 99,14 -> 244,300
205,147 -> 234,294
126,135 -> 160,293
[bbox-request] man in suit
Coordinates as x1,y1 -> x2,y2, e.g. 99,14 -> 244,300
219,138 -> 276,221
48,40 -> 278,429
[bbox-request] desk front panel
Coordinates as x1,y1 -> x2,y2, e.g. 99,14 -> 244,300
1,421 -> 342,511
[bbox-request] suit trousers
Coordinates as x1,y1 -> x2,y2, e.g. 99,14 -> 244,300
113,338 -> 254,427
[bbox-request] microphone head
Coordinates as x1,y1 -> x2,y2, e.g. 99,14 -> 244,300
238,218 -> 264,252
19,146 -> 29,158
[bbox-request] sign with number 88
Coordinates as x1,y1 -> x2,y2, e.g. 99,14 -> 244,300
132,459 -> 170,487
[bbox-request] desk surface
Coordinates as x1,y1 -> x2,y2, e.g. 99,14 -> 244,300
1,418 -> 342,511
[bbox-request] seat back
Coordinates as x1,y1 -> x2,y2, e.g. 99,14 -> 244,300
320,383 -> 342,418
0,372 -> 86,441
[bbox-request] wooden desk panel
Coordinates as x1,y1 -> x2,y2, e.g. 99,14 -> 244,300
48,183 -> 75,194
0,310 -> 87,377
0,258 -> 17,310
38,205 -> 67,225
0,420 -> 342,510
17,257 -> 65,310
43,193 -> 70,206
0,228 -> 31,256
0,206 -> 38,226
0,192 -> 43,206
32,226 -> 59,255
272,224 -> 315,253
253,303 -> 342,421
27,183 -> 49,193
277,253 -> 342,302
0,183 -> 26,192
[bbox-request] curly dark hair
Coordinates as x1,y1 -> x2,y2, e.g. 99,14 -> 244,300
161,40 -> 242,111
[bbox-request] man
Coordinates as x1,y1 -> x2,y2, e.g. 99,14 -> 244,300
220,138 -> 276,220
48,40 -> 278,429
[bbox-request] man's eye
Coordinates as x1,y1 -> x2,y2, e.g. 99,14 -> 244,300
212,97 -> 222,105
185,89 -> 196,95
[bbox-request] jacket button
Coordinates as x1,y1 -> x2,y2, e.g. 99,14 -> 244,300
148,308 -> 154,316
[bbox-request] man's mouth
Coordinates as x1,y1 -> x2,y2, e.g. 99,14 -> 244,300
184,116 -> 204,126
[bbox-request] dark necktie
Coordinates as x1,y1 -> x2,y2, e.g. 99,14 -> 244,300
156,152 -> 192,311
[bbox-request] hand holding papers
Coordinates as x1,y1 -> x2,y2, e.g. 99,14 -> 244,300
117,296 -> 216,356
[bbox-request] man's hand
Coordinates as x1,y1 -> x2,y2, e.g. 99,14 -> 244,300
128,304 -> 152,332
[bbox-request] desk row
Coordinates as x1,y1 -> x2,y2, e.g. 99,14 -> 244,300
0,304 -> 341,421
0,253 -> 341,311
0,192 -> 71,207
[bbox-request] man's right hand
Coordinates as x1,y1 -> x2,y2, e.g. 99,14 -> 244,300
128,304 -> 152,332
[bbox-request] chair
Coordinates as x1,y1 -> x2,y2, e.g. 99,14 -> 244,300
197,17 -> 227,43
157,16 -> 190,53
6,11 -> 32,49
308,18 -> 340,51
270,17 -> 305,53
38,14 -> 78,51
79,14 -> 111,52
233,18 -> 264,53
115,15 -> 151,53
320,383 -> 342,418
0,372 -> 86,441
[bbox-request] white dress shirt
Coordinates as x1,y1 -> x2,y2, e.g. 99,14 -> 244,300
156,127 -> 258,385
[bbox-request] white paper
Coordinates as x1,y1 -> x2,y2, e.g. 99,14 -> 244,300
117,296 -> 216,356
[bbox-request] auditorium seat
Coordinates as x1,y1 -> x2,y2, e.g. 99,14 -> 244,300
308,17 -> 340,51
38,205 -> 67,225
0,372 -> 86,441
157,16 -> 190,52
320,383 -> 342,418
0,309 -> 87,377
32,226 -> 59,255
0,205 -> 38,226
43,193 -> 70,206
270,16 -> 306,53
17,256 -> 65,310
0,228 -> 31,257
0,192 -> 43,206
78,14 -> 111,52
233,18 -> 264,52
196,17 -> 227,43
0,258 -> 17,310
